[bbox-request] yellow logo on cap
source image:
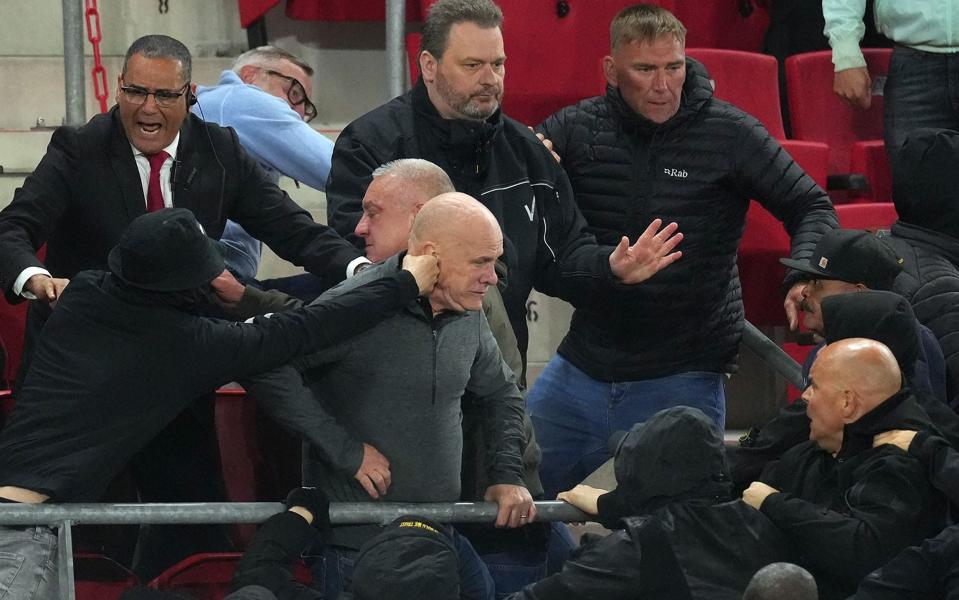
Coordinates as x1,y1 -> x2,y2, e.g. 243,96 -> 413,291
819,257 -> 829,269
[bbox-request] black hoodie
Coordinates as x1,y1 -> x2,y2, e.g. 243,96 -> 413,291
508,407 -> 794,600
885,128 -> 959,409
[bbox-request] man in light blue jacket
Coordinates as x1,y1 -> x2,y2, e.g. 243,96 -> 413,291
824,0 -> 959,168
194,46 -> 368,285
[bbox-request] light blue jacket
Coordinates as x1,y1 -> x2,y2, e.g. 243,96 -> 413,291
824,0 -> 959,71
194,70 -> 335,278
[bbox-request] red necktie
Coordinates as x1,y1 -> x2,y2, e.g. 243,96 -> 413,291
145,151 -> 169,212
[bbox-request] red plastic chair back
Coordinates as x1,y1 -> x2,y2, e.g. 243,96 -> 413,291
74,552 -> 138,600
149,553 -> 242,600
686,48 -> 785,138
786,49 -> 892,174
835,202 -> 898,231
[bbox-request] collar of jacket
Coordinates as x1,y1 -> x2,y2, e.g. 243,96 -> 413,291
890,221 -> 959,265
836,387 -> 926,459
411,77 -> 503,173
605,57 -> 713,136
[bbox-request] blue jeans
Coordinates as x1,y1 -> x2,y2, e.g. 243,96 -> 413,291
0,525 -> 58,600
528,355 -> 726,498
312,531 -> 495,600
884,45 -> 959,172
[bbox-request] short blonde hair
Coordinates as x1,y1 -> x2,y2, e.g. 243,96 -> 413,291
610,4 -> 686,52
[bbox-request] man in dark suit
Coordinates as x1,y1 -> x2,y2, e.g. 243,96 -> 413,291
0,34 -> 363,577
0,34 -> 361,321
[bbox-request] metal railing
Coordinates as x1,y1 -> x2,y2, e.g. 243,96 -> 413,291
0,500 -> 589,600
741,320 -> 804,389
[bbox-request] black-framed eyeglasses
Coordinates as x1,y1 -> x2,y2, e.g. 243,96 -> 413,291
120,81 -> 190,108
263,69 -> 318,122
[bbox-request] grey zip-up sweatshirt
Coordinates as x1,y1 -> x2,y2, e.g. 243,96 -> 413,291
243,254 -> 527,549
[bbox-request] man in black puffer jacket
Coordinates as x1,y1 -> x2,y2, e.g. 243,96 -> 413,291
529,3 -> 838,497
882,128 -> 959,411
325,0 -> 685,373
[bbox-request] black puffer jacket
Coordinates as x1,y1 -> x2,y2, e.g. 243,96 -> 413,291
538,59 -> 837,381
759,390 -> 948,600
886,222 -> 959,410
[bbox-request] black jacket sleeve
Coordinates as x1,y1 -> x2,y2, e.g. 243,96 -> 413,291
761,452 -> 936,587
0,126 -> 78,299
324,122 -> 384,247
505,530 -> 643,600
726,401 -> 811,493
229,511 -> 321,600
910,430 -> 959,506
730,114 -> 838,293
196,270 -> 418,390
853,525 -> 959,600
470,311 -> 527,487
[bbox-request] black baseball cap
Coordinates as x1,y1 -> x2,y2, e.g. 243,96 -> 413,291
779,229 -> 902,290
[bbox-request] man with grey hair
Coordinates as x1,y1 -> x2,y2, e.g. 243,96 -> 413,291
354,159 -> 456,262
325,0 -> 685,377
529,2 -> 837,497
194,45 -> 363,284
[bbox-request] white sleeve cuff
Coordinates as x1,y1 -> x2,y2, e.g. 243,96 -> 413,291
347,256 -> 373,278
14,267 -> 51,299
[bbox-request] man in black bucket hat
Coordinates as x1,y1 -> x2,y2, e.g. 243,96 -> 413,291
0,208 -> 438,600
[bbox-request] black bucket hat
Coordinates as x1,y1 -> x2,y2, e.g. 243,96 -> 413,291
779,229 -> 902,290
108,208 -> 224,292
351,515 -> 460,600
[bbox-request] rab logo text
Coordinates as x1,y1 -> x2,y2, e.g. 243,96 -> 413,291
663,168 -> 688,178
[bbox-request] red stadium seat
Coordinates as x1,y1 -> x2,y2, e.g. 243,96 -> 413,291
150,551 -> 311,599
215,387 -> 303,547
785,49 -> 893,202
834,202 -> 898,231
149,553 -> 242,600
215,388 -> 261,547
0,297 -> 29,388
737,204 -> 791,328
74,553 -> 139,600
686,48 -> 786,138
673,3 -> 769,52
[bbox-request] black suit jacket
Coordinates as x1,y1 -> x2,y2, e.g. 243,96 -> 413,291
0,107 -> 358,302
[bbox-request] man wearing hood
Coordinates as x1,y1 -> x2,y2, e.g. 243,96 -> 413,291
0,209 -> 438,600
528,2 -> 838,497
743,338 -> 948,599
504,406 -> 794,599
882,127 -> 959,410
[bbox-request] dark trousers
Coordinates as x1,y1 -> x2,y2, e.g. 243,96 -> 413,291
884,46 -> 959,174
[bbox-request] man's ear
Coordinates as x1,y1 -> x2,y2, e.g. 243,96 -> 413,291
602,56 -> 617,87
841,390 -> 859,423
420,51 -> 438,83
238,65 -> 260,85
115,74 -> 124,103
